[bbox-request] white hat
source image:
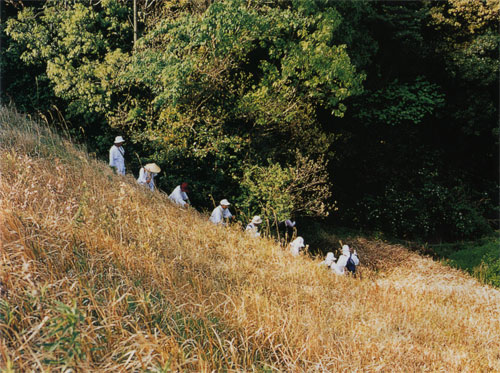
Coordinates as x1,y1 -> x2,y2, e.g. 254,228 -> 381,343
220,199 -> 231,206
325,252 -> 336,263
251,216 -> 262,224
144,163 -> 161,173
114,136 -> 124,143
291,236 -> 305,248
342,244 -> 350,255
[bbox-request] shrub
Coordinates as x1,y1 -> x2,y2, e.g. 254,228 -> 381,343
238,154 -> 332,227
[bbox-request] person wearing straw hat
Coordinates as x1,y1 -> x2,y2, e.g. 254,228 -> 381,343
109,136 -> 126,175
169,182 -> 190,208
289,236 -> 306,256
245,215 -> 262,237
210,199 -> 234,225
332,244 -> 360,275
137,163 -> 161,191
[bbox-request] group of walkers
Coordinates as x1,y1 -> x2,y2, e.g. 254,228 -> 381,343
109,136 -> 190,205
109,136 -> 360,276
318,244 -> 360,275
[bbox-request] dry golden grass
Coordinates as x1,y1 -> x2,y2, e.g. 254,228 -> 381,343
1,106 -> 499,372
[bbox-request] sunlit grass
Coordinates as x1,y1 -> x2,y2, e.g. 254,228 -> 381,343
1,106 -> 499,371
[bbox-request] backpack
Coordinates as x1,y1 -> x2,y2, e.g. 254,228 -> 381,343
346,254 -> 356,273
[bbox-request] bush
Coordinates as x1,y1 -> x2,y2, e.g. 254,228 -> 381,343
237,154 -> 333,227
474,255 -> 500,288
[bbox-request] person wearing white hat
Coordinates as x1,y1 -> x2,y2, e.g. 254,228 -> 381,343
210,199 -> 234,225
245,215 -> 262,237
137,163 -> 161,191
332,244 -> 360,275
319,252 -> 336,268
289,236 -> 305,256
109,136 -> 125,175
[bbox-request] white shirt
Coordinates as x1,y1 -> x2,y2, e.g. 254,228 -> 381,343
319,253 -> 335,267
210,205 -> 232,225
137,167 -> 156,191
333,252 -> 359,275
289,237 -> 305,256
169,185 -> 189,206
109,145 -> 125,175
245,223 -> 260,237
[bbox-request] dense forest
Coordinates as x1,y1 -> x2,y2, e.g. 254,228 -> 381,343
1,0 -> 498,242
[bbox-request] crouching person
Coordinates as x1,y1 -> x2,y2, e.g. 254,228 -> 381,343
319,252 -> 336,268
289,236 -> 306,256
332,244 -> 359,275
137,163 -> 161,191
210,199 -> 234,225
246,215 -> 262,237
169,182 -> 190,208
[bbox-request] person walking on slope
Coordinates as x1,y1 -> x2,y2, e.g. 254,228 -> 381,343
109,136 -> 126,175
137,163 -> 161,191
210,199 -> 234,225
169,182 -> 190,207
332,244 -> 360,275
245,215 -> 262,237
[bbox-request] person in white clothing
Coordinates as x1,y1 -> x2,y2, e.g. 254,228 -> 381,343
169,182 -> 190,207
319,252 -> 336,268
332,244 -> 360,275
245,215 -> 262,237
289,236 -> 305,256
137,163 -> 161,191
210,199 -> 234,225
109,136 -> 125,175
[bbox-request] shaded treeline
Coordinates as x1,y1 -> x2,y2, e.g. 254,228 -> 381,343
1,0 -> 498,241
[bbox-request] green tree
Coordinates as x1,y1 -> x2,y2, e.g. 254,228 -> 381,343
5,0 -> 133,154
328,0 -> 497,240
110,0 -> 363,219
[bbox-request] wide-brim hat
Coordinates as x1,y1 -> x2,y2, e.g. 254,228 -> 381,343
144,163 -> 161,173
326,252 -> 336,261
251,215 -> 262,224
220,199 -> 231,206
114,136 -> 124,143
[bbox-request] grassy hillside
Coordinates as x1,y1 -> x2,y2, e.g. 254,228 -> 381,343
1,106 -> 499,371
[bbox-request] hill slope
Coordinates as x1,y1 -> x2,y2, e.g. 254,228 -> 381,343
1,107 -> 499,371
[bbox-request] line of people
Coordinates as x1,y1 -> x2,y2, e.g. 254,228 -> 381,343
208,199 -> 262,238
206,197 -> 360,275
110,136 -> 360,275
109,136 -> 190,205
319,244 -> 360,275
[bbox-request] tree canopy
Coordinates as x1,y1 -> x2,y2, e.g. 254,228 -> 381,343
2,0 -> 498,240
